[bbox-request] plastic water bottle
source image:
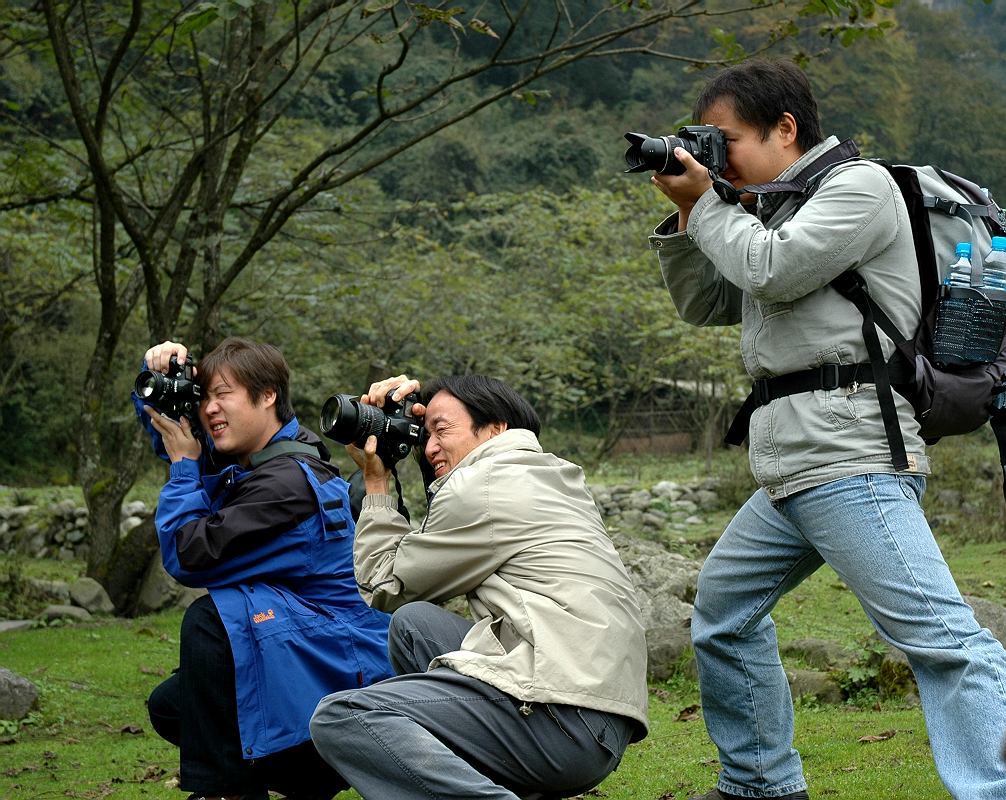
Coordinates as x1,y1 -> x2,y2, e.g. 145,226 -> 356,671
976,236 -> 1006,364
983,236 -> 1006,291
934,242 -> 976,365
944,242 -> 974,287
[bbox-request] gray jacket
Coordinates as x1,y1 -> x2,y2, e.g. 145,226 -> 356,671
354,428 -> 649,735
650,136 -> 930,497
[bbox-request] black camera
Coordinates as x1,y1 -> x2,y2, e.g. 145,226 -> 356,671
320,391 -> 423,465
134,355 -> 201,424
623,125 -> 727,176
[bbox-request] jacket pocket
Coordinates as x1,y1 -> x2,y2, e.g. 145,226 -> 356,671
821,388 -> 863,430
759,300 -> 793,319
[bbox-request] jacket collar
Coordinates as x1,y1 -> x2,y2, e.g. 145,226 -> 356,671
427,428 -> 542,494
758,134 -> 841,219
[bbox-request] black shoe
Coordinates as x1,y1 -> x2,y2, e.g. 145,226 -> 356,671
689,790 -> 810,800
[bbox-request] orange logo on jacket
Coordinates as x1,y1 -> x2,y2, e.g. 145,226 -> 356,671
253,609 -> 276,624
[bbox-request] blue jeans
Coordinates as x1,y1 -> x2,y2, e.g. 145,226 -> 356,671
692,473 -> 1006,799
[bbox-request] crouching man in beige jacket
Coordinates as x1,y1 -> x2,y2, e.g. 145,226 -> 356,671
310,374 -> 648,800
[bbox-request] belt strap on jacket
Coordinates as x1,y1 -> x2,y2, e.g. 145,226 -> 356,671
725,359 -> 913,451
726,362 -> 872,447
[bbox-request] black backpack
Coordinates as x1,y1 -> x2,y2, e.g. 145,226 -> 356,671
724,140 -> 1006,499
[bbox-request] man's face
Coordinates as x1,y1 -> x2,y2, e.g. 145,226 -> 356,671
423,390 -> 497,480
702,99 -> 799,189
198,366 -> 279,463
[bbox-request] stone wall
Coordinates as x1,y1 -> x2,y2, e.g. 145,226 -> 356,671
0,498 -> 151,562
1,478 -> 728,562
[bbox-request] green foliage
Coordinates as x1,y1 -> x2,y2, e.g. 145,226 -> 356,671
834,637 -> 889,706
3,0 -> 1006,568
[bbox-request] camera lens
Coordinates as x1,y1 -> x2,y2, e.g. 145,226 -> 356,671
134,371 -> 167,402
320,394 -> 387,445
623,132 -> 689,176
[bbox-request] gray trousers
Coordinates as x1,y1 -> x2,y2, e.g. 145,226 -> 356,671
310,601 -> 636,800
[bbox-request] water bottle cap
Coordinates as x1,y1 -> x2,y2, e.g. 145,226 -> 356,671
956,242 -> 972,257
992,236 -> 1006,251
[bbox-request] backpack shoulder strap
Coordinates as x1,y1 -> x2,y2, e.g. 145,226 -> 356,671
249,439 -> 322,468
742,139 -> 862,196
830,272 -> 910,471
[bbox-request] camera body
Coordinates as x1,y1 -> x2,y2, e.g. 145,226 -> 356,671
623,125 -> 727,176
134,355 -> 201,424
320,390 -> 423,465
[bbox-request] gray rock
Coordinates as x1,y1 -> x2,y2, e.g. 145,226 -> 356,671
966,595 -> 1006,644
120,515 -> 144,536
694,489 -> 720,508
616,509 -> 644,530
651,481 -> 683,500
625,490 -> 654,511
0,668 -> 38,719
26,578 -> 70,604
781,637 -> 856,670
0,620 -> 33,633
69,577 -> 115,615
611,533 -> 701,680
40,604 -> 92,622
645,624 -> 693,682
641,511 -> 668,529
123,500 -> 148,517
135,558 -> 206,614
787,668 -> 843,704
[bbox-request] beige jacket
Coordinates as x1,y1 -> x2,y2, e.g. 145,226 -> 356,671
650,136 -> 930,497
354,428 -> 649,736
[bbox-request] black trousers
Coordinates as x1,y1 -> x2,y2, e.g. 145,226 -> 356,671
147,594 -> 347,799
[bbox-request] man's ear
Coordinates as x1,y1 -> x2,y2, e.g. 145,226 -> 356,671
777,112 -> 798,147
490,421 -> 508,437
261,389 -> 277,409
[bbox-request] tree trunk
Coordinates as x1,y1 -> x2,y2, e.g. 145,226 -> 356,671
105,518 -> 161,615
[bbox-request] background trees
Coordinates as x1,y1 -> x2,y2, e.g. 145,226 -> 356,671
3,0 -> 1002,607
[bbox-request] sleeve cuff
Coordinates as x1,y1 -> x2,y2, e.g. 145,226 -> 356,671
685,188 -> 719,239
168,457 -> 201,480
362,493 -> 398,510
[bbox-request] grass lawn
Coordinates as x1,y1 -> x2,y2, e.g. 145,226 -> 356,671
0,569 -> 959,800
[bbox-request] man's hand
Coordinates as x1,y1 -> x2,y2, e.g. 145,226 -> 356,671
347,436 -> 392,496
361,374 -> 426,418
650,147 -> 714,231
350,374 -> 427,497
144,340 -> 191,373
145,407 -> 201,464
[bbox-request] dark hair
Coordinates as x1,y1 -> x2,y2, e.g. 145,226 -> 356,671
694,59 -> 823,153
421,375 -> 541,436
197,337 -> 294,423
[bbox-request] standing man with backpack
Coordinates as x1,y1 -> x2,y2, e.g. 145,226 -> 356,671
135,337 -> 394,800
648,58 -> 1006,800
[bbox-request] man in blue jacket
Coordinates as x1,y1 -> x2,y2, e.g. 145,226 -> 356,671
135,337 -> 393,800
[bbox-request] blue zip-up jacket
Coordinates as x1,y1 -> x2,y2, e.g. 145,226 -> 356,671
134,396 -> 393,758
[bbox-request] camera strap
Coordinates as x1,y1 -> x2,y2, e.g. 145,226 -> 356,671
712,139 -> 862,206
249,440 -> 322,468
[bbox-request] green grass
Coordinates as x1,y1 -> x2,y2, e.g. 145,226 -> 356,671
599,686 -> 946,799
0,592 -> 958,800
